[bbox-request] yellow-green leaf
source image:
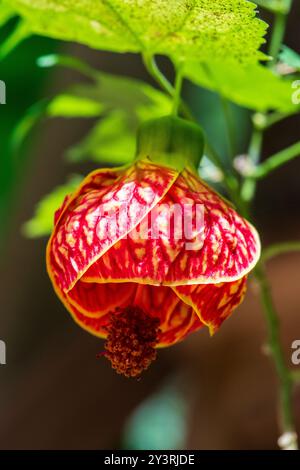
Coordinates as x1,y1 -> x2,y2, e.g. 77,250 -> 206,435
5,0 -> 267,63
185,60 -> 297,112
47,94 -> 104,118
67,111 -> 135,165
23,175 -> 83,238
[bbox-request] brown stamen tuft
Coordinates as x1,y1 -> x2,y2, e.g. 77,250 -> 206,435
104,306 -> 160,378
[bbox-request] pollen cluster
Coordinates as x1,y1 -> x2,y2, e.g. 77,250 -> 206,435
104,306 -> 160,378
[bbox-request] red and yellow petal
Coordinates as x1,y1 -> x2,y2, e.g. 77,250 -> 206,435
130,284 -> 203,346
47,158 -> 259,350
81,168 -> 260,286
60,281 -> 203,347
47,160 -> 179,293
164,170 -> 260,284
174,276 -> 247,335
66,281 -> 136,317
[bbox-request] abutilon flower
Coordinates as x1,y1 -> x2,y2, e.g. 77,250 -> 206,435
47,116 -> 260,377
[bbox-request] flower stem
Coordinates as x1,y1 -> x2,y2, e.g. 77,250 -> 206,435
255,264 -> 297,442
142,52 -> 174,97
142,53 -> 243,205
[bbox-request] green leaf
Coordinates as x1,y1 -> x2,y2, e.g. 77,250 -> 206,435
23,175 -> 83,238
5,0 -> 267,63
12,64 -> 172,161
11,99 -> 49,152
185,60 -> 297,112
279,46 -> 300,72
47,94 -> 104,118
67,111 -> 135,165
49,71 -> 172,164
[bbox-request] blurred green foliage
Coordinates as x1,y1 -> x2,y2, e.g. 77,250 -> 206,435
0,18 -> 57,246
22,174 -> 83,238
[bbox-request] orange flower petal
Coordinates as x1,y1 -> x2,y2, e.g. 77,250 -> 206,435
61,282 -> 203,347
174,276 -> 247,335
66,281 -> 136,317
47,160 -> 179,293
81,168 -> 260,286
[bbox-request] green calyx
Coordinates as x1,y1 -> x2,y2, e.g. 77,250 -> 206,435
136,116 -> 205,172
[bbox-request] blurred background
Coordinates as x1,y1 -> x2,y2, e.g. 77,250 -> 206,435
0,3 -> 299,450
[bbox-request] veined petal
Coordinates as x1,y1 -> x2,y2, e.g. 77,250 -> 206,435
66,282 -> 136,317
131,284 -> 203,346
164,170 -> 260,284
81,169 -> 260,286
47,160 -> 179,293
174,276 -> 247,335
61,282 -> 203,347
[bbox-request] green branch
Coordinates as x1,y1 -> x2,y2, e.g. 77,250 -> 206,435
142,53 -> 174,98
252,140 -> 300,179
268,12 -> 288,67
262,241 -> 300,262
239,4 -> 298,447
241,127 -> 264,202
252,109 -> 300,132
255,265 -> 297,441
241,3 -> 291,204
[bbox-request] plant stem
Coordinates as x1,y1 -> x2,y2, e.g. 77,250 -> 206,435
240,7 -> 297,443
252,140 -> 300,179
241,6 -> 289,204
268,12 -> 288,68
262,241 -> 300,262
253,109 -> 299,131
241,127 -> 264,202
220,96 -> 236,160
142,53 -> 243,205
255,264 -> 297,441
172,64 -> 184,117
142,53 -> 174,97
